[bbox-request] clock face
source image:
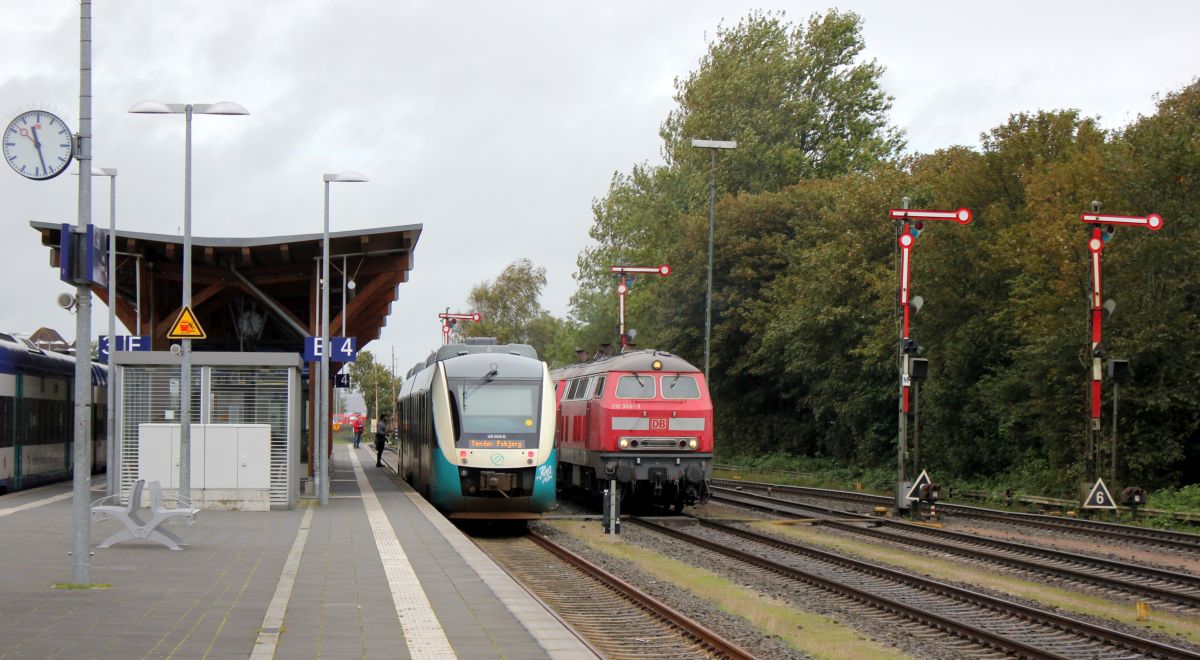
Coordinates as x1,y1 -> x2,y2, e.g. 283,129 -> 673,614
3,111 -> 74,180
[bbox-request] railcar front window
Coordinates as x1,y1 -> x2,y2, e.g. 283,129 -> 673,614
615,375 -> 656,399
449,378 -> 541,449
662,375 -> 701,399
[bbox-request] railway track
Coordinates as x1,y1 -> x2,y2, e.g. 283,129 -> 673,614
711,486 -> 1200,611
632,516 -> 1199,659
711,478 -> 1200,553
474,531 -> 754,659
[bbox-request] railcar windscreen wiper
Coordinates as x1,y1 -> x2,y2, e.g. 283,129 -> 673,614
463,367 -> 499,409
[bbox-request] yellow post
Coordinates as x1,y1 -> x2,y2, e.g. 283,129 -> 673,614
1136,601 -> 1150,621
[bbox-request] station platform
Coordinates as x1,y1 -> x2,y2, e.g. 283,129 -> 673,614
0,441 -> 596,659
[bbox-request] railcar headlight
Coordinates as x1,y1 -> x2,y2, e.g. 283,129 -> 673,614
651,359 -> 663,370
618,438 -> 630,449
688,438 -> 699,449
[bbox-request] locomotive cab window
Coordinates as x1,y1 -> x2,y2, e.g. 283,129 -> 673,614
448,378 -> 542,449
661,375 -> 701,399
615,374 -> 656,399
591,375 -> 606,398
566,378 -> 586,400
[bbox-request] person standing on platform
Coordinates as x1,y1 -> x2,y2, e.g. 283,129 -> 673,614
352,416 -> 364,448
375,414 -> 389,467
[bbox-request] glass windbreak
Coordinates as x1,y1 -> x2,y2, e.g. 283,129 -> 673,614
448,378 -> 541,449
615,374 -> 656,399
662,374 -> 701,399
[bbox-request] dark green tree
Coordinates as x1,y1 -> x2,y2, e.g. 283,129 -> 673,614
346,350 -> 399,420
661,9 -> 903,194
461,259 -> 576,366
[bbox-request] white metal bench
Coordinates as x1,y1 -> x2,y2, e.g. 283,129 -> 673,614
90,479 -> 199,551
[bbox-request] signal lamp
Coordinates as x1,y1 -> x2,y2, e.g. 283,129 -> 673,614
688,439 -> 699,449
618,438 -> 630,449
651,359 -> 663,370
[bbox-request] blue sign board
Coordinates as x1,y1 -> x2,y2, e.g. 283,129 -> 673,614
59,223 -> 108,285
303,336 -> 357,362
98,335 -> 151,362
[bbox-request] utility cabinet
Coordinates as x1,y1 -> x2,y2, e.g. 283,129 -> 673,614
138,423 -> 271,510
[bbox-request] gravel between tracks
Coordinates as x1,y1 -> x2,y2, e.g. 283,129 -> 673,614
533,518 -> 951,659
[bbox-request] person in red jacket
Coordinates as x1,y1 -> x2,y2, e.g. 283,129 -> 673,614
352,416 -> 364,448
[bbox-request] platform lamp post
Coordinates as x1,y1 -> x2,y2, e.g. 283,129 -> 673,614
129,100 -> 249,503
320,172 -> 368,505
690,139 -> 736,382
94,167 -> 118,497
72,165 -> 118,496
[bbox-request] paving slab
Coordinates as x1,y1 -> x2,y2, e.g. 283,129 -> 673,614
0,441 -> 596,659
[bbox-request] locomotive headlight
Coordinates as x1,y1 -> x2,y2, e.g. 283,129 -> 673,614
651,359 -> 663,371
688,438 -> 698,449
618,438 -> 630,449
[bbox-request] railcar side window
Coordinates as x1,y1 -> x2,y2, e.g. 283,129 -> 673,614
566,378 -> 584,400
591,375 -> 605,398
661,375 -> 701,399
615,374 -> 655,399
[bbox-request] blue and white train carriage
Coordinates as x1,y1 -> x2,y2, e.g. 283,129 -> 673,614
0,333 -> 107,493
396,339 -> 556,519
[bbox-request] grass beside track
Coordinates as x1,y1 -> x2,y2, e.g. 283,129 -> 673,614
544,520 -> 909,660
751,520 -> 1200,646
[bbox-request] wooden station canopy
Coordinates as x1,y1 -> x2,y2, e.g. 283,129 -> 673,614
31,221 -> 421,354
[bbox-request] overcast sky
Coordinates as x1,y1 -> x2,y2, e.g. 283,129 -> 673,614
2,1 -> 1197,373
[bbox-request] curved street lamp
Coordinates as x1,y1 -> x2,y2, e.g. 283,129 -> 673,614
128,100 -> 248,503
320,171 -> 368,505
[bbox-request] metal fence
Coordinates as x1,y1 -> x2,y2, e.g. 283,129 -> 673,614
118,364 -> 293,508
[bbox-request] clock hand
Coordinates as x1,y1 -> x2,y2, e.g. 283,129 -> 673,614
30,125 -> 48,174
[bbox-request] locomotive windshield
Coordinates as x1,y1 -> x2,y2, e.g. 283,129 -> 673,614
615,374 -> 656,399
662,375 -> 701,399
447,378 -> 541,449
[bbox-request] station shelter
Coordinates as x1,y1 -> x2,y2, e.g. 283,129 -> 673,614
31,221 -> 420,509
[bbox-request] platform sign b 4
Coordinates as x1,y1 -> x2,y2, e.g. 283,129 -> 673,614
304,336 -> 357,362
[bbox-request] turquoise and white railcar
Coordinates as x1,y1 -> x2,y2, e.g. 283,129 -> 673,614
396,340 -> 556,519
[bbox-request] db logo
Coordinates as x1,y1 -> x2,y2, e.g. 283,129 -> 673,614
650,418 -> 667,430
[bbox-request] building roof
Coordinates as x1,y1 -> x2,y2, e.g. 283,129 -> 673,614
32,221 -> 421,353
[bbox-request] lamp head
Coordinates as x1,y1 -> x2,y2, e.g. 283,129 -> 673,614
197,101 -> 249,115
324,171 -> 369,183
128,100 -> 175,114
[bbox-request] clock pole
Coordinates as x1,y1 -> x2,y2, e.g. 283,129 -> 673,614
70,0 -> 94,584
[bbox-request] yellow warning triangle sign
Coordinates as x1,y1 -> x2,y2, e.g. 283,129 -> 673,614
167,305 -> 207,339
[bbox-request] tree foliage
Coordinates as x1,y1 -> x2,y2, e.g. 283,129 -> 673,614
346,350 -> 399,420
559,8 -> 1200,492
461,258 -> 576,366
425,8 -> 1199,493
661,10 -> 903,194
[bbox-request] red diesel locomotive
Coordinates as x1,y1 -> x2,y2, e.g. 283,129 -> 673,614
551,349 -> 712,512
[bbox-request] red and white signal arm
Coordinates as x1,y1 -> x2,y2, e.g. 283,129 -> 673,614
1081,212 -> 1163,231
611,264 -> 671,276
438,311 -> 481,321
889,208 -> 973,225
